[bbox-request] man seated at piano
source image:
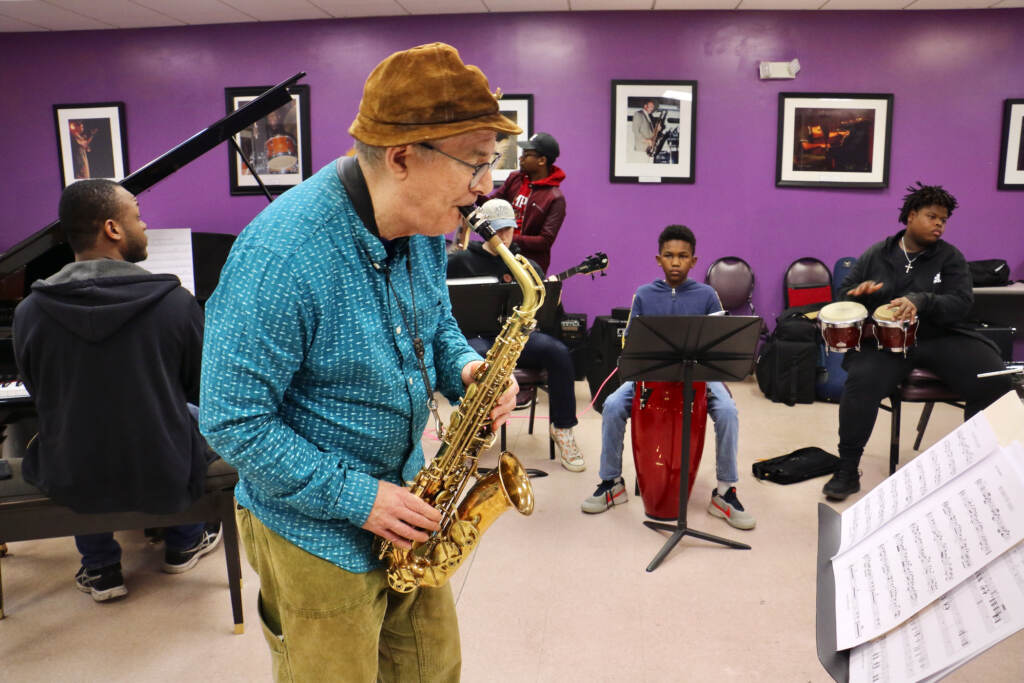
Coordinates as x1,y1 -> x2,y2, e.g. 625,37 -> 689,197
12,179 -> 221,603
580,224 -> 756,530
447,198 -> 586,472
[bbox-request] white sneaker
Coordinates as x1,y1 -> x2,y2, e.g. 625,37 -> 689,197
550,425 -> 585,472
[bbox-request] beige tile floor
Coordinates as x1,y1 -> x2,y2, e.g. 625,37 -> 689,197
1,378 -> 1021,682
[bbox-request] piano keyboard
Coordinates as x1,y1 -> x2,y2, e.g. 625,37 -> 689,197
0,381 -> 29,401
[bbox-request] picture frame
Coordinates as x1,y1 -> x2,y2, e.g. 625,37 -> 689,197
225,84 -> 311,196
610,80 -> 697,184
53,102 -> 128,188
493,94 -> 533,185
997,98 -> 1024,190
776,92 -> 893,188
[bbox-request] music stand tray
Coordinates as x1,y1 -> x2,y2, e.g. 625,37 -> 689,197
618,315 -> 762,571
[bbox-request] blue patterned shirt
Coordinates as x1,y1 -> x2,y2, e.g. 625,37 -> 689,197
200,161 -> 479,572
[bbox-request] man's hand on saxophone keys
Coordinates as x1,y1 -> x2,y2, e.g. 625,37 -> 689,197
461,360 -> 519,431
362,480 -> 442,549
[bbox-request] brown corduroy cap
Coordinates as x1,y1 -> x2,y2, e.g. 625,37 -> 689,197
348,42 -> 522,147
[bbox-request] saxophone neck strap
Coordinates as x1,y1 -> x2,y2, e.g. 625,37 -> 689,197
383,256 -> 445,440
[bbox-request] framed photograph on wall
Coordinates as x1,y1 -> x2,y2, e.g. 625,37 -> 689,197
493,94 -> 533,185
226,84 -> 311,196
776,92 -> 893,188
53,102 -> 128,188
610,80 -> 696,184
998,98 -> 1024,190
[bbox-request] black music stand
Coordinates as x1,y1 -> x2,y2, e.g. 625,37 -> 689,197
618,315 -> 762,572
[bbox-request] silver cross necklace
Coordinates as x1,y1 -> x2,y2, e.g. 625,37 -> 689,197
899,237 -> 921,274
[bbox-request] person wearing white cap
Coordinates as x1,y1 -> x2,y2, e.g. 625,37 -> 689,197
448,198 -> 586,472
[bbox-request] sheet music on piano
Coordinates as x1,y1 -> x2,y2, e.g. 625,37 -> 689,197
136,228 -> 195,295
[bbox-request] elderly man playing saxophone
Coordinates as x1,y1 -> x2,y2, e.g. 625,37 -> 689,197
200,43 -> 521,682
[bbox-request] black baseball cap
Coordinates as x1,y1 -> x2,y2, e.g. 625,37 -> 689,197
518,132 -> 559,164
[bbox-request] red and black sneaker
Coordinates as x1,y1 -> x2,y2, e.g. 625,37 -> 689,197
581,477 -> 628,514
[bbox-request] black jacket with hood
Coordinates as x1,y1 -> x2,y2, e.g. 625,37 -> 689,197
13,259 -> 206,514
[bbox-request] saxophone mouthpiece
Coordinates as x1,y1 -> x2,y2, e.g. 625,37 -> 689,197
459,205 -> 496,241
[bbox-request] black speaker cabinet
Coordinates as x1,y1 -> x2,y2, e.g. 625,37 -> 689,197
586,315 -> 629,412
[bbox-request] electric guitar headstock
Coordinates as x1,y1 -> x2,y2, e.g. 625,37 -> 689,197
552,252 -> 609,282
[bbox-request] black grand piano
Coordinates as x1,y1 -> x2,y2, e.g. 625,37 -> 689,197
0,72 -> 306,387
0,74 -> 307,629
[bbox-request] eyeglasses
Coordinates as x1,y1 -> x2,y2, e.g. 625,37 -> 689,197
417,143 -> 501,190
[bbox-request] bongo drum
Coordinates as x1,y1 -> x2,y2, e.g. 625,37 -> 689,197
630,381 -> 708,521
818,301 -> 868,354
265,135 -> 297,172
872,304 -> 918,356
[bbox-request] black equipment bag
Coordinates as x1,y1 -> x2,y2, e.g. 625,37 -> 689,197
585,315 -> 628,413
815,343 -> 848,403
968,259 -> 1010,287
752,447 -> 840,484
559,312 -> 589,381
755,304 -> 825,405
756,340 -> 817,405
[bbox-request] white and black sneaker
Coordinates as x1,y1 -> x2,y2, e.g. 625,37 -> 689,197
581,477 -> 628,514
75,564 -> 128,602
162,523 -> 222,574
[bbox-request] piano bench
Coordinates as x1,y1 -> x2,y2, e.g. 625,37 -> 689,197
0,458 -> 244,634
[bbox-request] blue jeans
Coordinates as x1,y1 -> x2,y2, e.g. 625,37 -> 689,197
598,380 -> 739,484
75,523 -> 205,570
468,331 -> 578,429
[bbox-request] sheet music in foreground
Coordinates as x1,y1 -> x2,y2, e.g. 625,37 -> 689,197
835,412 -> 1000,557
848,540 -> 1024,683
833,442 -> 1024,649
137,228 -> 194,295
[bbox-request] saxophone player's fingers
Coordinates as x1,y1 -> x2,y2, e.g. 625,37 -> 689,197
364,481 -> 437,544
489,375 -> 519,431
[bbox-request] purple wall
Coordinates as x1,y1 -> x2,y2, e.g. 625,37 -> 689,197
2,9 -> 1023,328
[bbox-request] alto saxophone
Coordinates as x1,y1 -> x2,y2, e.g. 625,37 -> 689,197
378,207 -> 543,593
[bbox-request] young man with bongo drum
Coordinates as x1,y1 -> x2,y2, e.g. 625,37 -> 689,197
823,182 -> 1012,501
581,224 -> 755,530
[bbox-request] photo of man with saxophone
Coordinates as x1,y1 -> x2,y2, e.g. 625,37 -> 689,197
199,43 -> 522,682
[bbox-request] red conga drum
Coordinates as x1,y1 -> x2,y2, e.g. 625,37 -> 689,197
630,381 -> 708,520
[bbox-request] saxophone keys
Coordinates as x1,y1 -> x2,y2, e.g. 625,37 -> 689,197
450,520 -> 480,549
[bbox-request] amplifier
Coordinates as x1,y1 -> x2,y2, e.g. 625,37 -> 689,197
586,315 -> 629,412
559,313 -> 588,345
560,312 -> 589,381
972,323 -> 1016,362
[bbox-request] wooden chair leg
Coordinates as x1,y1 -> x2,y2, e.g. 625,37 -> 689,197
913,401 -> 934,451
218,493 -> 245,634
889,393 -> 902,475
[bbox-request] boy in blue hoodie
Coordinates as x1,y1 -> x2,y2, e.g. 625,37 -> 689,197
580,225 -> 755,530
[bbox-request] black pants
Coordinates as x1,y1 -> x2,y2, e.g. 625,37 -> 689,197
837,334 -> 1010,465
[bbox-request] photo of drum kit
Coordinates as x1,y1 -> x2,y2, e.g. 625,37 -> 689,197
237,100 -> 299,175
817,301 -> 918,356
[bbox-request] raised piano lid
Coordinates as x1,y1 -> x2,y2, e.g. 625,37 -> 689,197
0,72 -> 306,288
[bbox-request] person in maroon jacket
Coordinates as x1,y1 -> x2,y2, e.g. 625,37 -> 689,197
488,132 -> 565,273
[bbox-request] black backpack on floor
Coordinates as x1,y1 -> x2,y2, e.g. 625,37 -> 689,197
755,304 -> 823,405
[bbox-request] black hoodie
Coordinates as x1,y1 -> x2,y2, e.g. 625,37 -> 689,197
13,259 -> 206,514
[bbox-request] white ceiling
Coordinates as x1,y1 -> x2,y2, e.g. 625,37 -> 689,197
0,0 -> 1020,32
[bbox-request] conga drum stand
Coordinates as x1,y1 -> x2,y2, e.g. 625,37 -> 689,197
618,314 -> 763,572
